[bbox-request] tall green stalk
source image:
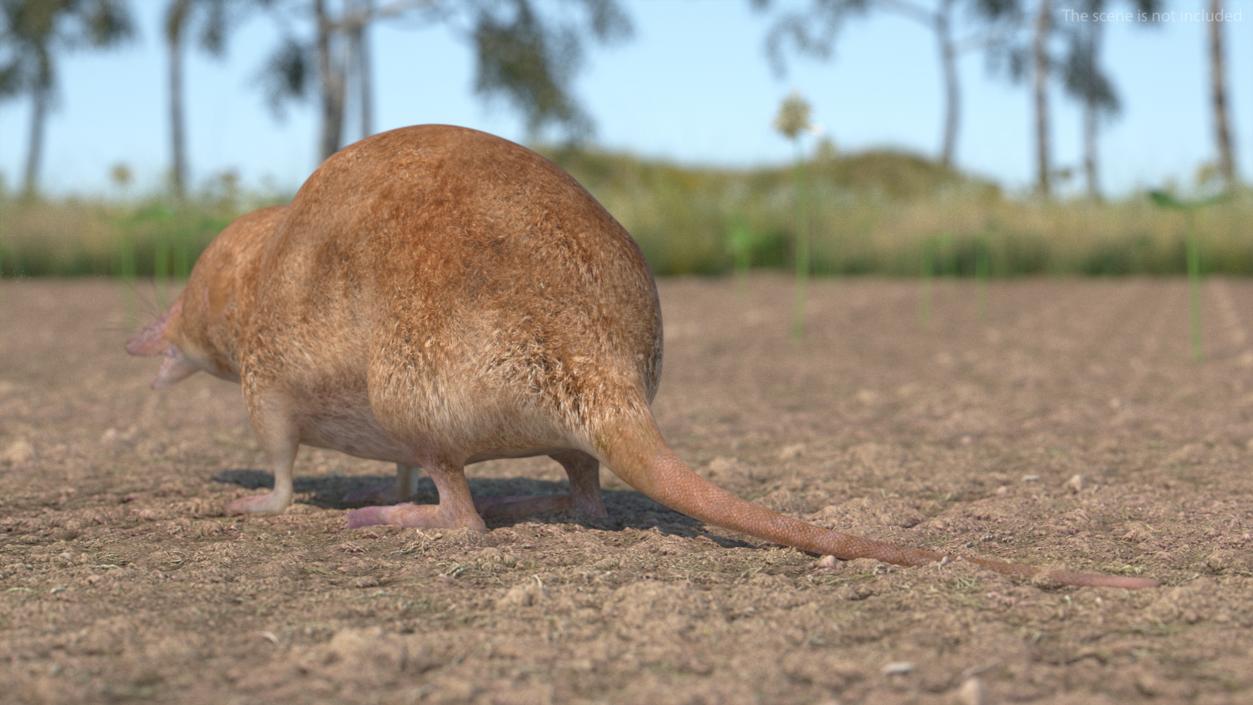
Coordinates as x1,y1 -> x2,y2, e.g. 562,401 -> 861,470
975,238 -> 990,321
727,215 -> 753,298
1149,190 -> 1227,363
791,140 -> 809,338
1186,212 -> 1203,362
175,234 -> 191,281
117,234 -> 138,321
919,237 -> 934,327
773,91 -> 815,339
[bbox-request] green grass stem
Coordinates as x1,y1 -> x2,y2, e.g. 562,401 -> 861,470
1187,216 -> 1203,362
791,142 -> 810,339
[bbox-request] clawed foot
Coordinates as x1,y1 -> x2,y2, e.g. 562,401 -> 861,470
573,495 -> 609,521
226,491 -> 291,515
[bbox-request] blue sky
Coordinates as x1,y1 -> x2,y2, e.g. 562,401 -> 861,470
0,0 -> 1248,196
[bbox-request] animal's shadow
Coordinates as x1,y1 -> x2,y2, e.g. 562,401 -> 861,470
213,468 -> 750,547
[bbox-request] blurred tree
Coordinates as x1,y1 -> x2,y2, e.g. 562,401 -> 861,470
1060,0 -> 1160,200
1207,0 -> 1236,189
313,0 -> 346,160
165,0 -> 245,200
345,0 -> 373,138
1029,0 -> 1050,196
258,0 -> 632,162
985,0 -> 1159,198
757,0 -> 1021,170
108,161 -> 133,189
0,0 -> 135,198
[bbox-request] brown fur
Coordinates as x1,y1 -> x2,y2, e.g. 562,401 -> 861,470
129,125 -> 1155,589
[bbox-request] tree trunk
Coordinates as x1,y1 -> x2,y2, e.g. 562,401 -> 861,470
1208,0 -> 1237,188
1082,20 -> 1102,200
352,0 -> 375,139
935,0 -> 959,170
315,0 -> 346,161
166,0 -> 192,200
358,11 -> 374,138
21,56 -> 50,200
1032,0 -> 1052,198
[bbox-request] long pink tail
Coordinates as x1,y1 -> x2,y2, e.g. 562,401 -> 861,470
590,412 -> 1157,590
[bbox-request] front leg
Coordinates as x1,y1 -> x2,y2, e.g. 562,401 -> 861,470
227,392 -> 298,515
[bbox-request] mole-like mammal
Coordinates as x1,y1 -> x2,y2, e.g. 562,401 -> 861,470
127,125 -> 1155,589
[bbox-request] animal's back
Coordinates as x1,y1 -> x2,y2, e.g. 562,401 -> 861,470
244,125 -> 662,460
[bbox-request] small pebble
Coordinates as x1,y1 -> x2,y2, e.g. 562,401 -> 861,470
1205,548 -> 1250,573
881,661 -> 913,676
1121,522 -> 1154,542
1067,474 -> 1085,492
778,443 -> 806,461
2,439 -> 34,466
497,577 -> 545,607
1135,673 -> 1163,696
817,555 -> 839,569
959,677 -> 987,705
1021,474 -> 1040,483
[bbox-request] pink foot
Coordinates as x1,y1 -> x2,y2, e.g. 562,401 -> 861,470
346,502 -> 486,531
226,491 -> 290,515
345,504 -> 397,528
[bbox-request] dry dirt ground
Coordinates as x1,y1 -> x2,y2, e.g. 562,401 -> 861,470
1,277 -> 1250,705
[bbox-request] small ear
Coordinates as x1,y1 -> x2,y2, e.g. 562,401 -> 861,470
126,321 -> 168,357
151,348 -> 200,389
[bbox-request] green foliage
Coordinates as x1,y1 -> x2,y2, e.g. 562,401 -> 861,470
0,0 -> 136,96
0,195 -> 251,277
2,149 -> 1252,280
1148,189 -> 1229,211
470,0 -> 631,138
257,0 -> 629,140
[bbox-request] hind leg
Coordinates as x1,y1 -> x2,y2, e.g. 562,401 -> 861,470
226,393 -> 298,515
396,463 -> 421,498
553,450 -> 607,519
474,451 -> 607,522
346,460 -> 487,531
343,463 -> 422,505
